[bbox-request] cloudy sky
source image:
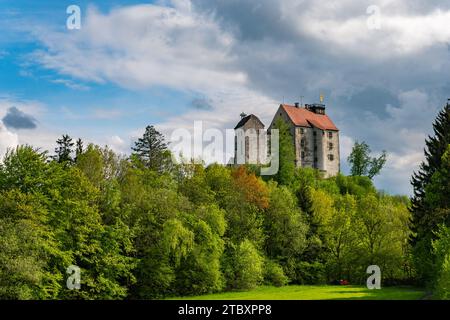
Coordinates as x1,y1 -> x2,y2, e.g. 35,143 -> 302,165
1,0 -> 449,195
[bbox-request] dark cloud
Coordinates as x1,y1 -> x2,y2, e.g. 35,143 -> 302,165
2,106 -> 37,129
190,0 -> 450,194
190,97 -> 213,110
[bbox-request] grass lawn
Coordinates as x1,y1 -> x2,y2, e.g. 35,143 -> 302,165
168,285 -> 426,300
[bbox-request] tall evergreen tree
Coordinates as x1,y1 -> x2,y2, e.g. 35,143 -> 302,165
75,138 -> 84,161
132,125 -> 171,172
410,101 -> 450,284
54,134 -> 74,164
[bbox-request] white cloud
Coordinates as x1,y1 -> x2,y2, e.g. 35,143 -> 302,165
284,1 -> 450,58
105,135 -> 128,155
21,0 -> 448,195
341,89 -> 440,194
31,3 -> 246,93
0,122 -> 18,160
51,79 -> 90,91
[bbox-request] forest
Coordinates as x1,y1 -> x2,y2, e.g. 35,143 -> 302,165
0,103 -> 448,300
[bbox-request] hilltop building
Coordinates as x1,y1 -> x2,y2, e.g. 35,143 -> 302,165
234,102 -> 340,177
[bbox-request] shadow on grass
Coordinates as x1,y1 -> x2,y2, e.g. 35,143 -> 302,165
328,287 -> 427,300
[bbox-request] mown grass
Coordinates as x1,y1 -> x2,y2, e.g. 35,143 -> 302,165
168,285 -> 426,300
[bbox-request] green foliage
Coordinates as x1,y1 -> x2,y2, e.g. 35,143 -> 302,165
228,240 -> 264,290
435,255 -> 450,300
132,125 -> 171,172
272,117 -> 296,186
264,260 -> 289,287
347,141 -> 387,179
0,125 -> 417,299
264,181 -> 308,276
410,103 -> 450,286
54,134 -> 74,164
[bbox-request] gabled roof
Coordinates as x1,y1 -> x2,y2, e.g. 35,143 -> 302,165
234,114 -> 265,130
280,104 -> 339,131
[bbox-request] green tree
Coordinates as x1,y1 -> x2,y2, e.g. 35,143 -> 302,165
433,225 -> 450,299
347,141 -> 387,179
0,190 -> 65,299
271,118 -> 296,186
54,134 -> 74,164
227,239 -> 264,290
410,101 -> 450,285
264,181 -> 308,278
132,125 -> 171,172
75,138 -> 84,161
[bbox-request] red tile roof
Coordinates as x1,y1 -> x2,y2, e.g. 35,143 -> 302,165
281,104 -> 339,131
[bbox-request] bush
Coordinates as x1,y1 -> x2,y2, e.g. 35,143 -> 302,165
295,261 -> 326,284
232,240 -> 264,290
433,225 -> 450,299
435,254 -> 450,300
264,260 -> 288,287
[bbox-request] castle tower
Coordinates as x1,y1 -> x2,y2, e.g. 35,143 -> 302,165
234,113 -> 265,165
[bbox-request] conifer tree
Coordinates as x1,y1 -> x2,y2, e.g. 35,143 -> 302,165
54,134 -> 74,164
132,125 -> 171,172
75,138 -> 84,161
410,101 -> 450,283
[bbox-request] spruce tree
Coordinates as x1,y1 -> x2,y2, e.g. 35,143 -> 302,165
75,138 -> 84,161
132,125 -> 171,172
54,134 -> 74,164
410,101 -> 450,284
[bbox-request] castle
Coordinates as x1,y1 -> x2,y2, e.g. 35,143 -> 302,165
234,102 -> 340,177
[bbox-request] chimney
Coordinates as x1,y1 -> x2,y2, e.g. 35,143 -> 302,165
240,112 -> 247,119
294,102 -> 300,108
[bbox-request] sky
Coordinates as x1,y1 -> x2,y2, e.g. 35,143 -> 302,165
1,0 -> 449,195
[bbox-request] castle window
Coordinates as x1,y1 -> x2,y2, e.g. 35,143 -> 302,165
301,138 -> 305,147
329,142 -> 333,150
314,145 -> 317,151
300,128 -> 304,134
301,151 -> 305,159
313,131 -> 317,136
328,131 -> 333,139
328,154 -> 334,161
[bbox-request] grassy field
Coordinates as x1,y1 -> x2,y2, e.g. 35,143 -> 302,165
169,285 -> 426,300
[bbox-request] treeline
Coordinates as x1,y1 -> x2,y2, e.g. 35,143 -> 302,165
0,122 -> 415,299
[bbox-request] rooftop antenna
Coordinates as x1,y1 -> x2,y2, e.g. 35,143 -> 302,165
300,95 -> 304,107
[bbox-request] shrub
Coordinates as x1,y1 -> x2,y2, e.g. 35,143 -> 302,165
295,261 -> 326,284
264,260 -> 288,287
435,254 -> 450,300
232,240 -> 264,290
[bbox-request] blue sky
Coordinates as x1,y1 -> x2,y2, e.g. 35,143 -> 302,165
0,0 -> 194,135
1,0 -> 450,195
